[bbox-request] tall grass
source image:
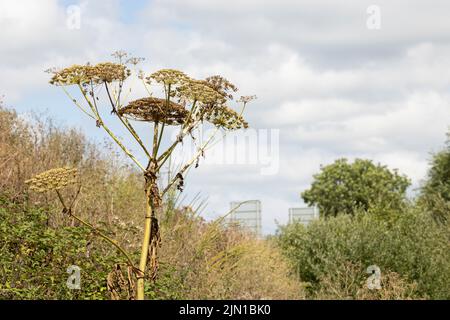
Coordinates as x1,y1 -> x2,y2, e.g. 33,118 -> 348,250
150,206 -> 303,299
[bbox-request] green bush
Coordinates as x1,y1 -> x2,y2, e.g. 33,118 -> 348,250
419,130 -> 450,224
277,207 -> 450,299
0,198 -> 127,299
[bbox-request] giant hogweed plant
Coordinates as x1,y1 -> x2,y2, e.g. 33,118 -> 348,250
27,51 -> 255,300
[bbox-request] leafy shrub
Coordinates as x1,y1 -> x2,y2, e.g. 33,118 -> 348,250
277,207 -> 450,299
0,198 -> 130,299
0,106 -> 144,229
0,196 -> 303,300
419,130 -> 450,224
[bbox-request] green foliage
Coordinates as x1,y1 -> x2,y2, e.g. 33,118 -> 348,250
301,158 -> 410,218
277,207 -> 450,299
144,263 -> 187,300
0,196 -> 302,300
420,131 -> 450,224
0,198 -> 125,300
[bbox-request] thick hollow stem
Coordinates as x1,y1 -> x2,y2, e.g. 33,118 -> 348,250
136,188 -> 153,300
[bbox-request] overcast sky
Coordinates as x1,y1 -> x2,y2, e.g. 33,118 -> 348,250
1,0 -> 450,234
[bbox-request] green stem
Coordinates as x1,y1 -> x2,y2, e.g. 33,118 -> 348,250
152,122 -> 159,159
155,123 -> 165,158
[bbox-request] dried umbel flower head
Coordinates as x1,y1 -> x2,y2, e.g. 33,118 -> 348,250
204,75 -> 238,101
126,57 -> 145,66
49,65 -> 95,86
25,167 -> 78,193
118,97 -> 188,125
238,95 -> 257,105
93,62 -> 130,83
204,105 -> 248,130
111,50 -> 128,61
146,69 -> 189,86
177,79 -> 224,104
49,63 -> 130,86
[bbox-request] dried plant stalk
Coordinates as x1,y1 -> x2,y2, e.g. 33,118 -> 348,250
46,53 -> 254,300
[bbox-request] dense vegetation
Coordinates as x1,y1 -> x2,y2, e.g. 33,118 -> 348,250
1,104 -> 449,299
419,133 -> 450,224
45,57 -> 256,299
279,135 -> 450,299
0,105 -> 301,299
277,208 -> 449,299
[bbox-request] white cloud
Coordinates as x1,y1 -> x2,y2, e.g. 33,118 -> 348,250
1,0 -> 450,233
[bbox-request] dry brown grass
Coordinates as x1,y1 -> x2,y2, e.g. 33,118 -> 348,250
155,207 -> 304,299
0,106 -> 144,247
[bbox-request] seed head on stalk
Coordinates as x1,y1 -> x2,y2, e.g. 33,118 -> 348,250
25,167 -> 78,193
118,97 -> 188,125
49,63 -> 130,86
147,69 -> 189,86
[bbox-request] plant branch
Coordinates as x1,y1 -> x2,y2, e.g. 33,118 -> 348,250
55,190 -> 136,269
61,87 -> 96,120
77,84 -> 146,172
156,100 -> 199,164
162,126 -> 219,196
104,83 -> 151,158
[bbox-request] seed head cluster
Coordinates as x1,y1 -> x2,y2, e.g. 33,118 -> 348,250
146,69 -> 189,86
118,97 -> 188,125
49,63 -> 130,86
204,106 -> 248,130
204,75 -> 238,101
26,167 -> 78,193
237,95 -> 257,105
49,61 -> 253,131
177,79 -> 224,104
94,62 -> 131,83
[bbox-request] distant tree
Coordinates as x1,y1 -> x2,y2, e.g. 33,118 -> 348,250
301,158 -> 410,217
420,130 -> 450,224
